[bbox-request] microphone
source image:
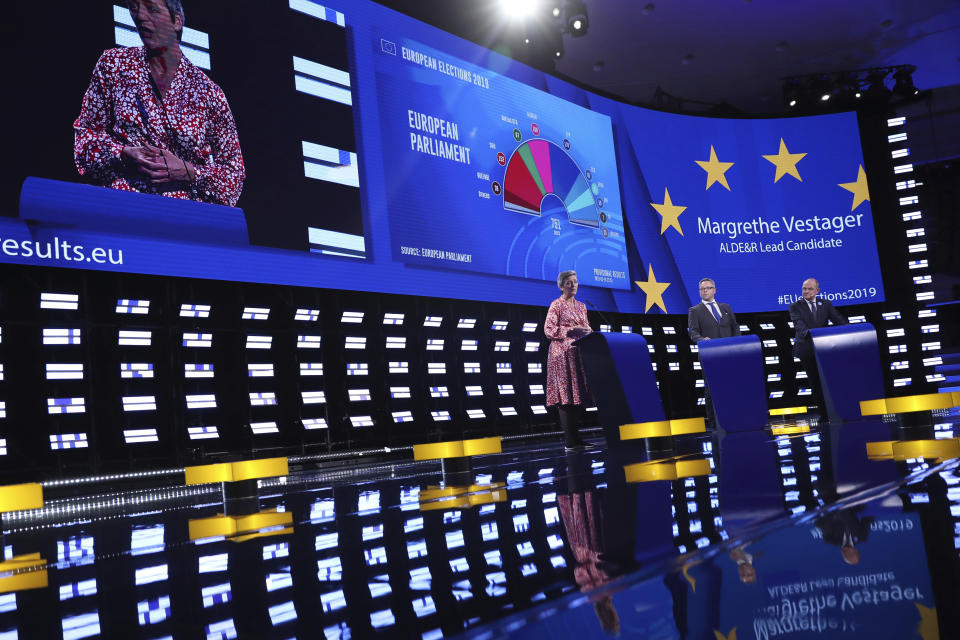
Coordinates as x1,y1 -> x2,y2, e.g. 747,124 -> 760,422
583,298 -> 612,330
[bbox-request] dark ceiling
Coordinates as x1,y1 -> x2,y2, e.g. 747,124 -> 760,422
374,0 -> 960,114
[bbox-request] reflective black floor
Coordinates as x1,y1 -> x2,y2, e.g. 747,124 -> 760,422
2,411 -> 959,639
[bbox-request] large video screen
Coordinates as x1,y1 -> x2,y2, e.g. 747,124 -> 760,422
2,0 -> 884,312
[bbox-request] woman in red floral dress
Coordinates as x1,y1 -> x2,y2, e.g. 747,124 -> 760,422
545,270 -> 594,448
73,0 -> 245,207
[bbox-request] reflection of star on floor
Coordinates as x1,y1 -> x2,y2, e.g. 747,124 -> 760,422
915,603 -> 939,640
713,628 -> 737,640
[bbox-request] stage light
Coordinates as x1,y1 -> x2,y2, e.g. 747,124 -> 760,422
348,389 -> 371,402
894,163 -> 914,174
767,373 -> 781,382
392,410 -> 414,423
250,392 -> 277,406
0,402 -> 5,419
186,394 -> 217,409
430,386 -> 449,398
864,70 -> 891,101
118,330 -> 152,346
246,335 -> 272,349
492,321 -> 508,331
498,384 -> 515,395
251,421 -> 279,434
351,415 -> 375,427
495,340 -> 510,351
430,411 -> 451,422
182,332 -> 211,347
302,418 -> 327,430
461,339 -> 478,351
467,409 -> 486,419
423,316 -> 443,327
893,378 -> 912,387
497,362 -> 512,373
180,304 -> 210,318
388,361 -> 408,374
246,363 -> 273,378
464,362 -> 481,373
295,308 -> 320,321
522,322 -> 537,333
566,0 -> 588,35
782,78 -> 801,108
426,338 -> 444,351
764,356 -> 779,365
465,385 -> 483,396
187,363 -> 215,378
529,384 -> 544,395
201,584 -> 231,608
889,344 -> 907,354
908,259 -> 928,269
345,336 -> 366,349
124,428 -> 159,444
525,341 -> 539,352
345,362 -> 368,377
666,344 -> 677,353
528,362 -> 542,373
668,362 -> 680,371
187,426 -> 219,440
641,327 -> 653,336
45,328 -> 82,345
41,292 -> 78,310
49,434 -> 88,452
123,395 -> 156,412
383,312 -> 405,325
302,391 -> 326,404
918,309 -> 936,318
890,361 -> 909,371
385,336 -> 406,349
48,397 -> 86,414
762,340 -> 777,348
121,363 -> 153,379
499,407 -> 518,417
242,307 -> 270,320
300,362 -> 324,376
46,363 -> 84,380
458,318 -> 477,329
116,299 -> 150,314
341,311 -> 364,324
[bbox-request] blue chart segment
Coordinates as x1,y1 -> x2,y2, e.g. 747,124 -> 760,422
503,140 -> 599,228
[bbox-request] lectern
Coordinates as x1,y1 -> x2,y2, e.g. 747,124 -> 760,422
810,323 -> 884,422
698,334 -> 767,431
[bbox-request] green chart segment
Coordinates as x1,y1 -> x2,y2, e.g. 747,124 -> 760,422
502,139 -> 600,228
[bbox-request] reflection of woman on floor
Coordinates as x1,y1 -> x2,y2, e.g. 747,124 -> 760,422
558,489 -> 620,635
545,270 -> 593,449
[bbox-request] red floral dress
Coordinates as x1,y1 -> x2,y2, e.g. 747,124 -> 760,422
545,297 -> 591,406
74,47 -> 245,207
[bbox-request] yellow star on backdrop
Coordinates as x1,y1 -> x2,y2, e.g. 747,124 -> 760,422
695,145 -> 734,191
713,628 -> 737,640
651,188 -> 687,235
838,165 -> 870,211
915,603 -> 939,640
635,264 -> 670,313
762,138 -> 807,182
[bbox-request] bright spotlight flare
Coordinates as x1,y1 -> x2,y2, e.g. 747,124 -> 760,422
503,0 -> 541,20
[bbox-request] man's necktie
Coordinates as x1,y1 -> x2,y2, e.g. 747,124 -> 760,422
809,300 -> 817,322
710,302 -> 722,323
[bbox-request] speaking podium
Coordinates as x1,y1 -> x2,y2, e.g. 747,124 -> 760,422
576,332 -> 665,445
809,323 -> 884,422
698,334 -> 767,431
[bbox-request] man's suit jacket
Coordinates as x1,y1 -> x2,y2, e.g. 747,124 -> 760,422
687,301 -> 740,343
789,297 -> 847,359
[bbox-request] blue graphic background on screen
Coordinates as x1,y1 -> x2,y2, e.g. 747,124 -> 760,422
373,36 -> 628,290
619,108 -> 885,311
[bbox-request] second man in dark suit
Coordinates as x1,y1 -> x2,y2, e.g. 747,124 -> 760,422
789,278 -> 847,411
687,278 -> 740,425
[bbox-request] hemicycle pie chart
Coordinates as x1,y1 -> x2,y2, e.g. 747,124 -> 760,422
502,139 -> 600,228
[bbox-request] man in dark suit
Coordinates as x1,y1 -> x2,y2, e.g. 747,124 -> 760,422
687,278 -> 740,425
789,278 -> 847,411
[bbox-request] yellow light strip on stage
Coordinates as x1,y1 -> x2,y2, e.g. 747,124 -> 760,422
412,436 -> 502,461
0,553 -> 48,594
619,417 -> 706,440
419,483 -> 506,511
0,483 -> 44,512
860,391 -> 960,416
623,457 -> 711,483
188,508 -> 293,541
184,457 -> 289,485
769,406 -> 808,416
